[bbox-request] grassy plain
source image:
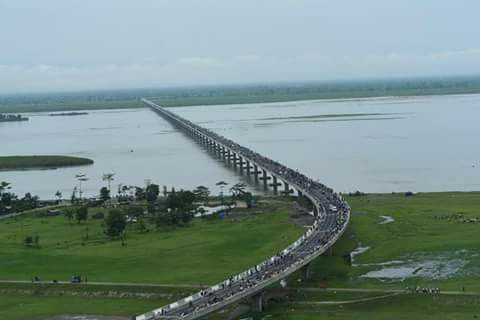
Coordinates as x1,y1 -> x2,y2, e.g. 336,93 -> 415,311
250,294 -> 480,320
307,192 -> 480,291
0,199 -> 302,285
1,192 -> 480,319
0,155 -> 93,171
0,293 -> 168,320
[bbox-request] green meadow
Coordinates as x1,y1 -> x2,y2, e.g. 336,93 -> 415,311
1,192 -> 480,319
307,192 -> 480,291
0,199 -> 302,285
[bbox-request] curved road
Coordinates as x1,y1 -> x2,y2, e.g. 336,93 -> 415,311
136,99 -> 351,320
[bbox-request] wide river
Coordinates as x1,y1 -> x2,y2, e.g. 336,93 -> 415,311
2,94 -> 480,199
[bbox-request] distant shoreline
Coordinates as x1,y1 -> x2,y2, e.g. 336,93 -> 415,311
1,76 -> 480,113
49,111 -> 89,117
0,155 -> 94,171
0,114 -> 29,122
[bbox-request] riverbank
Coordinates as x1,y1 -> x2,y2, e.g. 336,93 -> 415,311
2,76 -> 480,113
0,156 -> 94,171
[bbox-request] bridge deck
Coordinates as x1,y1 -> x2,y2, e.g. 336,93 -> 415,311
136,99 -> 350,320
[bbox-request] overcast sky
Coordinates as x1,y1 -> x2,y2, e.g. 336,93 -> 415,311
0,0 -> 479,94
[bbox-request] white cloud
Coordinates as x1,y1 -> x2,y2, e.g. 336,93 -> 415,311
0,48 -> 479,94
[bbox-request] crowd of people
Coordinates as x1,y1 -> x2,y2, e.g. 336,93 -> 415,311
138,100 -> 350,320
411,287 -> 441,294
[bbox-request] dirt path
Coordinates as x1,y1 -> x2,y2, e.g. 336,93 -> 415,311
2,279 -> 478,296
300,287 -> 480,296
45,316 -> 128,320
295,292 -> 402,305
0,279 -> 205,289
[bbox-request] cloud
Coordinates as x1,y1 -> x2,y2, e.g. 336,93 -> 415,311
0,49 -> 480,94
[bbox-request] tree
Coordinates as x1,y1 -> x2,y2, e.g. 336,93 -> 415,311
71,187 -> 78,205
125,205 -> 144,218
164,190 -> 196,226
65,208 -> 74,224
0,181 -> 15,212
55,190 -> 63,203
0,181 -> 11,195
105,209 -> 127,238
216,181 -> 228,205
99,187 -> 111,202
135,187 -> 146,201
0,181 -> 11,196
230,183 -> 247,199
102,173 -> 115,191
137,217 -> 147,233
146,184 -> 160,203
193,186 -> 210,204
75,206 -> 88,224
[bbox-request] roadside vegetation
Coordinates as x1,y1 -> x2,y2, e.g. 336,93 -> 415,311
0,155 -> 93,171
0,178 -> 302,285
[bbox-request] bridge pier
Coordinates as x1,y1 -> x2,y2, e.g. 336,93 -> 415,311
220,146 -> 226,160
301,262 -> 312,281
239,156 -> 244,174
272,176 -> 278,195
251,291 -> 265,313
284,182 -> 290,195
233,153 -> 238,168
254,165 -> 259,183
261,169 -> 268,190
324,246 -> 334,256
246,160 -> 251,176
313,206 -> 319,217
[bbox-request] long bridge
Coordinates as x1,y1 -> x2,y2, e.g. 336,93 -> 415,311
136,99 -> 351,320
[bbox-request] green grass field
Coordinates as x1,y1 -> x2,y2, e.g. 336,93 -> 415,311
0,199 -> 302,285
0,155 -> 93,171
307,192 -> 480,292
251,294 -> 480,320
0,293 -> 168,320
2,192 -> 480,319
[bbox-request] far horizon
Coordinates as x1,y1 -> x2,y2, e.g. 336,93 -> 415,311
2,73 -> 480,97
1,0 -> 479,94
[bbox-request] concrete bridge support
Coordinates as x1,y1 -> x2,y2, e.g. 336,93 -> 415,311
254,165 -> 259,183
246,160 -> 251,176
261,169 -> 268,190
251,291 -> 265,313
284,182 -> 290,195
272,176 -> 278,195
238,157 -> 244,174
301,262 -> 312,281
324,247 -> 334,256
313,206 -> 319,217
233,153 -> 238,168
